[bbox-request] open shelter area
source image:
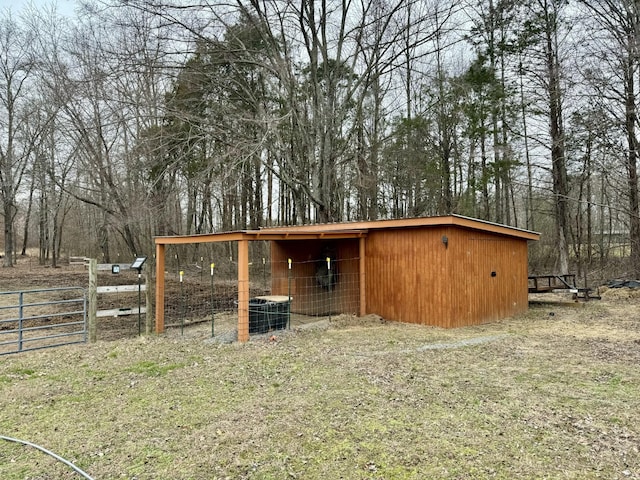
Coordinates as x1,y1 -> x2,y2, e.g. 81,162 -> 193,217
154,215 -> 540,343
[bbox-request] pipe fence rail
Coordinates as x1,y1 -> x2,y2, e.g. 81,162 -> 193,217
0,287 -> 87,355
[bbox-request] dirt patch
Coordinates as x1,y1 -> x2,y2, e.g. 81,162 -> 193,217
328,313 -> 385,329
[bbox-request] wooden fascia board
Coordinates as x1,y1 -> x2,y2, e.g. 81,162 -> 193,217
154,230 -> 367,245
154,232 -> 250,245
252,230 -> 367,240
254,217 -> 450,233
257,216 -> 540,241
449,216 -> 540,241
154,216 -> 539,245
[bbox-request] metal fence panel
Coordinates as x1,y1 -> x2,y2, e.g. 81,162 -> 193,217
0,287 -> 87,355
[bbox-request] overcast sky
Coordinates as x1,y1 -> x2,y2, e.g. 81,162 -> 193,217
1,0 -> 76,17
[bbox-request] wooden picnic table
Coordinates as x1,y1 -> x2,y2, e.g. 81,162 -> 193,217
528,274 -> 577,293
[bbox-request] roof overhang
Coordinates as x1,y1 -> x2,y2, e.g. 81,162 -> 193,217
251,214 -> 539,241
154,214 -> 540,245
154,229 -> 368,245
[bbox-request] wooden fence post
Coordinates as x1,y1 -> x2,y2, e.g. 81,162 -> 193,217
88,258 -> 97,343
359,236 -> 366,317
145,273 -> 153,335
155,243 -> 165,334
237,239 -> 249,342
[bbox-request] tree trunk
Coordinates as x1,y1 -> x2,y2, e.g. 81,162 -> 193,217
545,4 -> 569,274
21,175 -> 35,256
519,61 -> 535,231
3,198 -> 15,267
626,63 -> 640,277
38,190 -> 47,265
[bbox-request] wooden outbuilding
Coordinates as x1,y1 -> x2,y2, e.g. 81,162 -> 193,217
154,215 -> 540,340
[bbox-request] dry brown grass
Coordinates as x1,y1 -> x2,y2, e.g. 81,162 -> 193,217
0,259 -> 639,479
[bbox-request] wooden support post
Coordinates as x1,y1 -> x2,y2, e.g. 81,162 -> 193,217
359,236 -> 366,317
155,243 -> 166,334
237,239 -> 249,342
88,258 -> 97,343
145,272 -> 153,335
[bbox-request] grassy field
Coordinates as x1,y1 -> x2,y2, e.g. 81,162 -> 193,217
1,288 -> 639,479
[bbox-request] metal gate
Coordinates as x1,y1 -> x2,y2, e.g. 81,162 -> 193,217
0,287 -> 87,355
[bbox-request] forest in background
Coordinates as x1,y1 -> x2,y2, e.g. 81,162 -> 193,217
0,0 -> 639,283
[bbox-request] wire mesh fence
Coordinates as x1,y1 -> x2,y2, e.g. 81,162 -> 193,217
161,243 -> 361,341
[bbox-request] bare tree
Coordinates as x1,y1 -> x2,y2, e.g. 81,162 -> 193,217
519,0 -> 571,273
39,4 -> 174,259
0,12 -> 45,267
235,0 -> 460,222
578,0 -> 640,277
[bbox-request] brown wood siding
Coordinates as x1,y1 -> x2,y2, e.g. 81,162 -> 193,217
364,226 -> 529,328
270,225 -> 530,328
271,240 -> 360,316
447,229 -> 529,327
365,227 -> 450,326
